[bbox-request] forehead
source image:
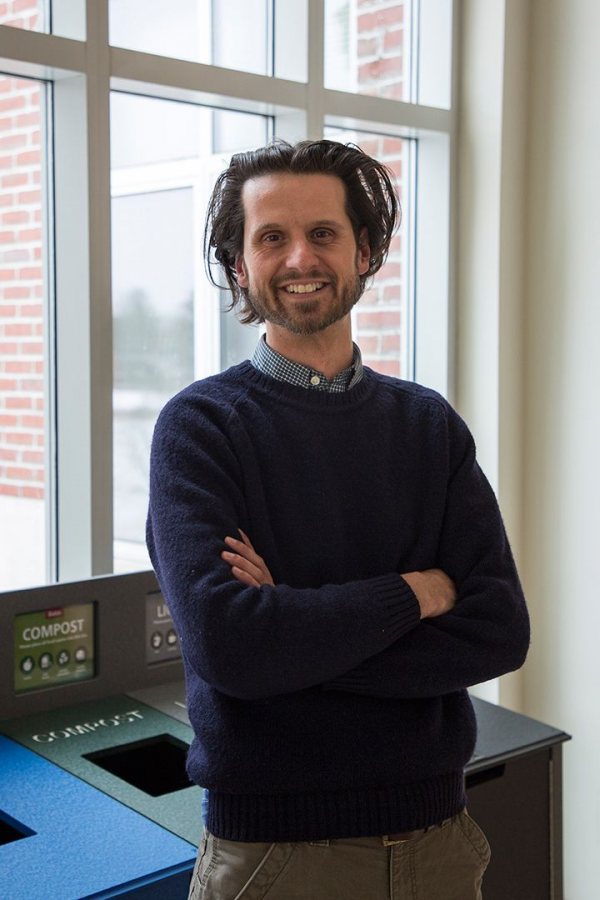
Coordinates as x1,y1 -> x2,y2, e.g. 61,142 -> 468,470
240,172 -> 349,229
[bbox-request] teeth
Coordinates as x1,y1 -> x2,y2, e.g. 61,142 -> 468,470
285,282 -> 324,294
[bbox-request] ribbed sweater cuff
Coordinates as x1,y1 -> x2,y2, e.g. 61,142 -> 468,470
370,572 -> 421,639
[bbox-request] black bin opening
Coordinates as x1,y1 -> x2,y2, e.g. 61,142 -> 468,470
83,733 -> 192,796
0,812 -> 36,846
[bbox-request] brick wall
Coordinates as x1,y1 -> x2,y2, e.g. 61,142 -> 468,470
0,1 -> 45,499
353,0 -> 410,378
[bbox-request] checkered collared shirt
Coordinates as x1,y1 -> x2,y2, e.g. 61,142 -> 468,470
251,334 -> 364,392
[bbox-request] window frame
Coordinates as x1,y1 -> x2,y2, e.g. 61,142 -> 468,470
0,0 -> 458,584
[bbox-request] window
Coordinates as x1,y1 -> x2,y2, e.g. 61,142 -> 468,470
0,0 -> 456,589
110,94 -> 269,571
0,73 -> 51,590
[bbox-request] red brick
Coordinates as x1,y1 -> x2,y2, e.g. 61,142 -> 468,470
0,132 -> 26,151
20,378 -> 42,391
382,333 -> 401,352
384,28 -> 403,52
23,450 -> 44,466
18,227 -> 42,242
1,172 -> 28,187
357,310 -> 400,330
358,56 -> 402,83
4,324 -> 33,340
16,150 -> 40,166
358,335 -> 378,354
0,341 -> 18,353
5,360 -> 32,373
5,395 -> 32,409
22,341 -> 43,354
0,268 -> 16,280
3,287 -> 30,299
18,189 -> 41,204
6,466 -> 35,480
15,111 -> 39,128
0,377 -> 17,390
19,266 -> 42,280
377,261 -> 402,281
358,6 -> 403,33
21,414 -> 43,428
0,229 -> 16,242
2,210 -> 28,225
0,96 -> 26,113
22,485 -> 44,499
0,304 -> 17,315
0,484 -> 19,497
364,358 -> 401,377
12,0 -> 39,11
0,413 -> 18,426
6,431 -> 33,445
0,448 -> 18,461
383,284 -> 402,303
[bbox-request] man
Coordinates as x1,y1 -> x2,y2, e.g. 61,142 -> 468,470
147,140 -> 529,899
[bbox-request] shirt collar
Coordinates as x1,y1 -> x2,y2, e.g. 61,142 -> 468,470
252,334 -> 364,393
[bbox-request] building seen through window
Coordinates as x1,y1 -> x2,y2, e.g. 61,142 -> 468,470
0,0 -> 454,588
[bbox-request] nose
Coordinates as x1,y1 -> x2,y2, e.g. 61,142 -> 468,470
285,236 -> 320,272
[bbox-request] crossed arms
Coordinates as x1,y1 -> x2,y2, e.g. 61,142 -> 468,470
222,530 -> 457,621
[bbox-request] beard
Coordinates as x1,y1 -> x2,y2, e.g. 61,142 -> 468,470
244,271 -> 364,336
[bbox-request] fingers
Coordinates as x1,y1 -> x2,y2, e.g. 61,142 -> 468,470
222,540 -> 263,581
221,533 -> 275,587
230,566 -> 260,588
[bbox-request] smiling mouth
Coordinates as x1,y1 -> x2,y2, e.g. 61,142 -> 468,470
283,282 -> 326,294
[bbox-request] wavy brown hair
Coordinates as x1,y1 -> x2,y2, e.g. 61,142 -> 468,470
204,139 -> 400,324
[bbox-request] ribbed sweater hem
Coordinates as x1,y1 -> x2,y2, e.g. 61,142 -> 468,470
206,771 -> 467,842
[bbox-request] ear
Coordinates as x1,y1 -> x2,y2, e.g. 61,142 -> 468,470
357,227 -> 371,276
235,254 -> 249,288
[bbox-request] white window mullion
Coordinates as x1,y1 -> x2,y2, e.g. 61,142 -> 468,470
55,0 -> 113,580
306,0 -> 326,138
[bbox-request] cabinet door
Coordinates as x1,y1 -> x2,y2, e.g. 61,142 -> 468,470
466,749 -> 552,900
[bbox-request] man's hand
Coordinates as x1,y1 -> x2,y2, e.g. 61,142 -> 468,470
402,569 -> 457,619
221,529 -> 275,588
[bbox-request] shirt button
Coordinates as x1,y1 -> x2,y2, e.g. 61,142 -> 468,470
310,375 -> 321,386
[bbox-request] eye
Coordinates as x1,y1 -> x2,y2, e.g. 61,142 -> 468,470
262,232 -> 282,243
312,228 -> 334,240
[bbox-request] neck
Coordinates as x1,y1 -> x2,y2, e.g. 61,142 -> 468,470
265,319 -> 354,381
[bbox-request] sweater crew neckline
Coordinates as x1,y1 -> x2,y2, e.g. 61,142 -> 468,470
226,359 -> 379,411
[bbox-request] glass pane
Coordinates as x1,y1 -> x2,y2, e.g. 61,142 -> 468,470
325,0 -> 414,101
326,128 -> 414,380
0,0 -> 85,38
110,93 -> 269,573
0,0 -> 47,31
0,76 -> 49,590
109,0 -> 271,76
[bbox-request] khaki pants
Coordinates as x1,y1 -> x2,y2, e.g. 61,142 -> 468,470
188,810 -> 491,900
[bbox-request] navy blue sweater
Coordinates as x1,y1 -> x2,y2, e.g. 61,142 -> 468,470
146,361 -> 529,842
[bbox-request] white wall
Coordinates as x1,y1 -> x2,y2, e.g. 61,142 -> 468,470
523,1 -> 600,897
458,1 -> 600,897
456,0 -> 529,709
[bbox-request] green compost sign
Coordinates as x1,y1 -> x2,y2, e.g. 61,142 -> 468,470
14,602 -> 95,694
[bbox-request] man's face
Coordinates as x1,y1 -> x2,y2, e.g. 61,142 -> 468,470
235,173 -> 370,336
